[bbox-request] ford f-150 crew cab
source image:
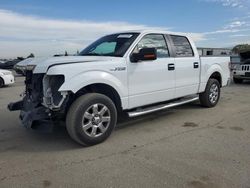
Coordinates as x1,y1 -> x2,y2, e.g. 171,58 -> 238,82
8,30 -> 231,146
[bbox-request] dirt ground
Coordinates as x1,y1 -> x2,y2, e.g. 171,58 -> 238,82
0,76 -> 250,188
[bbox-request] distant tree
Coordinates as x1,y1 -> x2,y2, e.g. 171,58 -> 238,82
27,53 -> 35,58
232,44 -> 250,54
76,50 -> 80,55
65,51 -> 68,56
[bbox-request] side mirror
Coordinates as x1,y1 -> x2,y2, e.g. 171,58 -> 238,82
130,48 -> 157,63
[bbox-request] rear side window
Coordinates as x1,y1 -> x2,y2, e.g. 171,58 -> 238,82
170,35 -> 194,57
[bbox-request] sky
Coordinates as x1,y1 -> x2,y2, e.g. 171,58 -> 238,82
0,0 -> 250,58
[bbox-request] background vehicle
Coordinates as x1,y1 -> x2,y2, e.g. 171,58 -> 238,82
8,30 -> 231,146
0,58 -> 23,69
233,51 -> 250,83
0,69 -> 15,88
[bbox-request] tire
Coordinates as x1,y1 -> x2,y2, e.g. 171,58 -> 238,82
199,79 -> 220,108
66,93 -> 117,146
233,77 -> 243,84
0,77 -> 4,88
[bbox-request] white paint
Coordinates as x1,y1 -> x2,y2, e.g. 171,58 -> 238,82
22,30 -> 231,110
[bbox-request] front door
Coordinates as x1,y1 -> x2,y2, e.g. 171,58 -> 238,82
127,34 -> 175,109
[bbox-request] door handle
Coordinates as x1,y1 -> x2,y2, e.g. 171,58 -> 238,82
193,62 -> 199,69
168,64 -> 175,71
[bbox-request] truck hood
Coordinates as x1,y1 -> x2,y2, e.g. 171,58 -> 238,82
24,56 -> 121,73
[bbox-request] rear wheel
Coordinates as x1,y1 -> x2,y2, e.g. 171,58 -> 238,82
66,93 -> 117,146
199,79 -> 220,108
0,77 -> 4,88
233,77 -> 243,84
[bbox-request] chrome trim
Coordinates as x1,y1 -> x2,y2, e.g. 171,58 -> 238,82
128,96 -> 199,118
209,84 -> 219,104
82,103 -> 111,138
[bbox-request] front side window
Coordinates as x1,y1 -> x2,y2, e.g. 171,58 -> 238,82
171,35 -> 194,57
133,34 -> 170,58
80,33 -> 139,57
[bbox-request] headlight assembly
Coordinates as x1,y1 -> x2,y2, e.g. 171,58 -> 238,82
26,65 -> 36,71
42,75 -> 66,110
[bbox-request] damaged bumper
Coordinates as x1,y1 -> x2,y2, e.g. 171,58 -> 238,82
8,71 -> 57,132
8,100 -> 54,132
8,71 -> 68,132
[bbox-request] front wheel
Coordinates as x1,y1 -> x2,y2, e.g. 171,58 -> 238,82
66,93 -> 117,146
199,79 -> 220,108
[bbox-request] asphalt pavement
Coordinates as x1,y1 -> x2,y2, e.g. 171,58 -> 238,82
0,76 -> 250,188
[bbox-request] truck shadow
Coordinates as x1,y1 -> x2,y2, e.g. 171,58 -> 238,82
231,80 -> 250,86
242,80 -> 250,85
116,102 -> 202,130
1,102 -> 202,152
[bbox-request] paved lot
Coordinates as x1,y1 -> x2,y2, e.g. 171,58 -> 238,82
0,75 -> 250,188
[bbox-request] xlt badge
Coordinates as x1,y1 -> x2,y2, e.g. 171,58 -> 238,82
110,67 -> 126,71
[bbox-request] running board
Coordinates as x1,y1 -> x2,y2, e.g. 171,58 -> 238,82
127,96 -> 199,118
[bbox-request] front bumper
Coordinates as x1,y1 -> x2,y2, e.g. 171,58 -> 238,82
7,71 -> 65,132
3,74 -> 15,85
233,70 -> 250,79
8,100 -> 54,132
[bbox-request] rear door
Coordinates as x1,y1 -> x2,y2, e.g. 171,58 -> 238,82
169,35 -> 200,98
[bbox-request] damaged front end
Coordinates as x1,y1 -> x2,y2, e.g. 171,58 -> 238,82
8,69 -> 69,132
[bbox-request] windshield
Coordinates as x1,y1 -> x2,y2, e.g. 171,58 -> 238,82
79,33 -> 139,57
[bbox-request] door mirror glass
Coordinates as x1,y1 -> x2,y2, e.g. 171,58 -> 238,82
130,48 -> 157,62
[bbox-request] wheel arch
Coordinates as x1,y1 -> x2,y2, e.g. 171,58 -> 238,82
73,83 -> 123,113
209,71 -> 222,87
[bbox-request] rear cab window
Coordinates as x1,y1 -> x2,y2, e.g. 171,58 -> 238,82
170,35 -> 194,57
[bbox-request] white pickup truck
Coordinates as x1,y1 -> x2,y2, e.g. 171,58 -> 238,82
8,30 -> 230,146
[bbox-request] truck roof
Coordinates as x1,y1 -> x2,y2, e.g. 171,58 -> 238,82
112,29 -> 189,37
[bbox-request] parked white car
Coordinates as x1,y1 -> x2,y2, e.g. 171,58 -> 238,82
0,69 -> 15,87
9,30 -> 231,146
